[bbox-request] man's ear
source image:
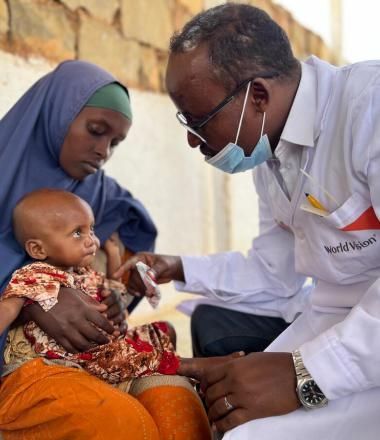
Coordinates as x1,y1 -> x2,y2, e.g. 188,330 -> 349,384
25,239 -> 47,260
251,79 -> 270,112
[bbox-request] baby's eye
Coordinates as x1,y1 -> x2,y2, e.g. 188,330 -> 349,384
73,230 -> 81,238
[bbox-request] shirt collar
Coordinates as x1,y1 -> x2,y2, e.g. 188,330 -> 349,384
279,61 -> 317,148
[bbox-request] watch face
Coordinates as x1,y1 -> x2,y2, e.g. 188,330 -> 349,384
299,379 -> 327,408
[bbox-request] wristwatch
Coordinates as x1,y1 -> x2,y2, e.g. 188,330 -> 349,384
292,349 -> 328,410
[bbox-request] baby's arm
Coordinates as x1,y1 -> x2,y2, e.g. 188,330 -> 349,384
0,297 -> 25,334
103,233 -> 122,280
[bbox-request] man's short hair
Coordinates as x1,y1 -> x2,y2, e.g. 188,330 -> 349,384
170,3 -> 299,87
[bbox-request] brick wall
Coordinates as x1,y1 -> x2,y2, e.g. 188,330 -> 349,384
0,0 -> 338,93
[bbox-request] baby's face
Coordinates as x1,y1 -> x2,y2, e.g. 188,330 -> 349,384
42,200 -> 100,269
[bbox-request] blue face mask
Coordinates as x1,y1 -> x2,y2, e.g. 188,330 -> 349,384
205,82 -> 272,174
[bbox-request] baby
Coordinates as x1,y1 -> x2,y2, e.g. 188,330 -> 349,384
0,189 -> 228,385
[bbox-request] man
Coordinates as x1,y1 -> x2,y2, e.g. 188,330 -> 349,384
117,3 -> 380,439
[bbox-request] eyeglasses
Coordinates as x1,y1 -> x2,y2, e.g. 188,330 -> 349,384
176,72 -> 277,143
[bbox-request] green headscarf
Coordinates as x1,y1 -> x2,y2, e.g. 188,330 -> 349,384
85,82 -> 132,121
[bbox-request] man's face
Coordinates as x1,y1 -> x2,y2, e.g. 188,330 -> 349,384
59,107 -> 131,181
165,45 -> 264,158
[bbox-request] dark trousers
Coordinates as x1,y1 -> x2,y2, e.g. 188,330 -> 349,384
127,295 -> 142,314
191,304 -> 289,357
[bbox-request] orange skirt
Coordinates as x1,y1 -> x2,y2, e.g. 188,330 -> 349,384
0,359 -> 211,440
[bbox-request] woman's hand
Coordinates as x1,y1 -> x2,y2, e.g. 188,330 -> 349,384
201,352 -> 300,434
113,252 -> 185,297
20,287 -> 115,353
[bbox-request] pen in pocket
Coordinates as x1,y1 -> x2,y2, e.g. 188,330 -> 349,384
305,193 -> 328,213
299,168 -> 339,207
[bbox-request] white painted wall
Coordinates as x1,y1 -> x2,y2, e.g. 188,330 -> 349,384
104,88 -> 210,256
0,53 -> 55,113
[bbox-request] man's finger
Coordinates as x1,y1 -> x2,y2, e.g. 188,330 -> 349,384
201,362 -> 227,391
113,255 -> 142,279
207,394 -> 238,423
213,409 -> 249,434
205,380 -> 229,408
126,289 -> 141,298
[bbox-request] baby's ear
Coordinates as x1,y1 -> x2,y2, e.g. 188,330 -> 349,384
25,239 -> 47,260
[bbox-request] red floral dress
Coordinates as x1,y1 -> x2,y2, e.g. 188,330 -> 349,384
2,262 -> 179,384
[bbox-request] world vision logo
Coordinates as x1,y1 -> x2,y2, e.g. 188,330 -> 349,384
324,206 -> 380,254
324,234 -> 377,254
340,206 -> 380,232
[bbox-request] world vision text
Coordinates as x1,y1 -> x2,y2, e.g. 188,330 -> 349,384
324,236 -> 377,254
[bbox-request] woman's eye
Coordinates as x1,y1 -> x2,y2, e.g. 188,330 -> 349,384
73,230 -> 81,238
88,124 -> 105,136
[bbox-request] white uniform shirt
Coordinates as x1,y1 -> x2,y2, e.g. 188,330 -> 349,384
176,56 -> 380,402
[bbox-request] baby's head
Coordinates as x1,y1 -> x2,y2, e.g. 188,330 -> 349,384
13,189 -> 99,269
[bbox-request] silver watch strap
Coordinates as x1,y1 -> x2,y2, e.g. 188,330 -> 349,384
292,349 -> 328,409
292,349 -> 311,380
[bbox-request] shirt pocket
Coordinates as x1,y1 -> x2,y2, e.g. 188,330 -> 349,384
297,192 -> 380,284
323,192 -> 377,231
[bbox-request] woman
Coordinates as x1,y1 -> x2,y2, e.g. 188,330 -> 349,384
0,60 -> 156,358
0,61 -> 210,439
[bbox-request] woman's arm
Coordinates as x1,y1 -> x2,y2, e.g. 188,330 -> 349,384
103,232 -> 123,280
0,297 -> 25,334
19,287 -> 115,353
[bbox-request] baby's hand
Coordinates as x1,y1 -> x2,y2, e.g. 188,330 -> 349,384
100,285 -> 128,336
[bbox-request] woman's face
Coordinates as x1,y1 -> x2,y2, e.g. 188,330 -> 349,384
59,107 -> 131,180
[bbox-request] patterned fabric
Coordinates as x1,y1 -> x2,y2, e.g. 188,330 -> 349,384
2,262 -> 179,384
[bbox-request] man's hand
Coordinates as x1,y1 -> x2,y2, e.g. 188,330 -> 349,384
202,352 -> 300,433
113,252 -> 184,297
20,287 -> 115,353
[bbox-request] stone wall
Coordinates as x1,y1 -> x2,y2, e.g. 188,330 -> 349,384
0,0 -> 338,93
